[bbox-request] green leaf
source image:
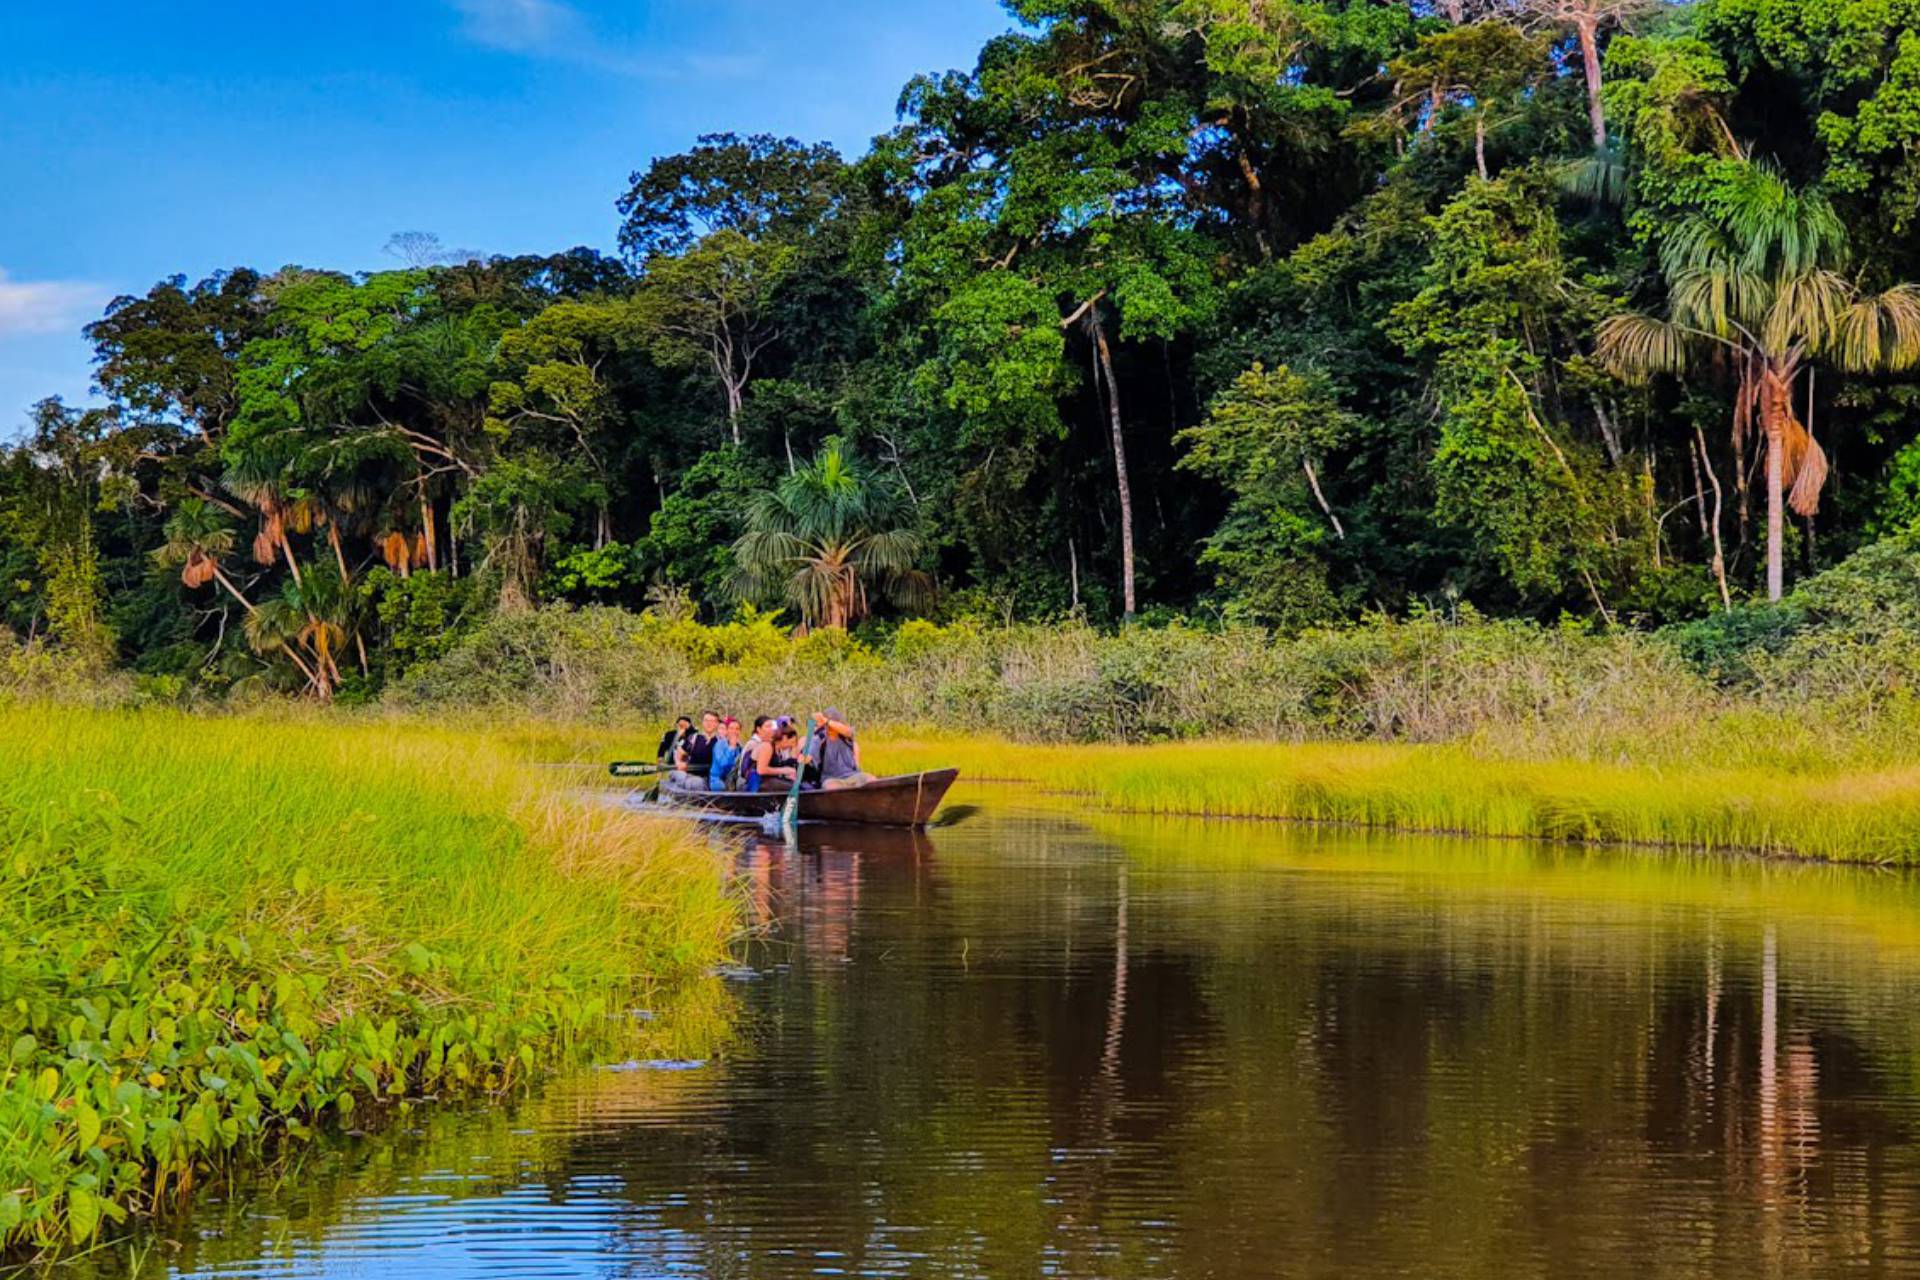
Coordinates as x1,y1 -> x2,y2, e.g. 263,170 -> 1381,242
75,1102 -> 101,1152
402,942 -> 432,974
8,1033 -> 34,1065
67,1187 -> 98,1242
0,1193 -> 21,1232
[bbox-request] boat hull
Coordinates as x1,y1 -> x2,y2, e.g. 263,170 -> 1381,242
658,768 -> 958,828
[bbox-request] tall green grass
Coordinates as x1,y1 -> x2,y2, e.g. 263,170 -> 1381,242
0,706 -> 738,1259
875,735 -> 1920,864
496,713 -> 1920,861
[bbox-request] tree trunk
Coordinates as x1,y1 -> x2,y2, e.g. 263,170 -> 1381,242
829,580 -> 845,631
1594,398 -> 1623,466
1575,15 -> 1607,151
1089,312 -> 1137,619
1765,409 -> 1786,602
1301,460 -> 1344,540
327,522 -> 351,585
209,565 -> 257,617
1694,425 -> 1732,611
723,374 -> 743,445
278,532 -> 304,591
1760,362 -> 1803,601
1474,115 -> 1489,180
1233,143 -> 1273,261
1732,395 -> 1752,563
420,493 -> 439,572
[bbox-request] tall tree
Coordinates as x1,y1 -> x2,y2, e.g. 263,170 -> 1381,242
1389,172 -> 1647,610
4,401 -> 118,660
616,133 -> 848,261
1599,166 -> 1920,598
1386,21 -> 1550,180
87,269 -> 268,445
1176,363 -> 1360,627
629,231 -> 796,442
1513,0 -> 1660,151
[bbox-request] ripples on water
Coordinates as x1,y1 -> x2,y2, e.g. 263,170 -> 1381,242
83,801 -> 1920,1278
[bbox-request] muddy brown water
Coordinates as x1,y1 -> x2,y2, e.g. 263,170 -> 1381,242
79,798 -> 1920,1277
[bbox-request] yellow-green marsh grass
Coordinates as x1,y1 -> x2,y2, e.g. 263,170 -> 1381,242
872,735 -> 1920,863
489,716 -> 1920,861
0,705 -> 738,1257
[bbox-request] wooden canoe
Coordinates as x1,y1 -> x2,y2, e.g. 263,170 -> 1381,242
657,768 -> 958,828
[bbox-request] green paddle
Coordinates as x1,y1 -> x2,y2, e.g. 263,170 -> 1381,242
761,754 -> 809,839
608,761 -> 670,778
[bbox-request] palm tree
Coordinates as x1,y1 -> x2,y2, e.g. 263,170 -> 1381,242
1598,166 -> 1920,599
242,566 -> 357,698
157,498 -> 326,691
221,441 -> 309,589
732,441 -> 930,630
157,499 -> 249,610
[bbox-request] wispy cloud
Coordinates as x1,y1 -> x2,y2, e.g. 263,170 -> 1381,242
451,0 -> 587,55
448,0 -> 764,80
0,269 -> 106,339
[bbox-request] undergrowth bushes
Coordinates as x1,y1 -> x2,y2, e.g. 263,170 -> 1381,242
384,529 -> 1920,761
387,605 -> 1725,754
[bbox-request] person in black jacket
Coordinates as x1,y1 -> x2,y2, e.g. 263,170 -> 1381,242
656,715 -> 694,765
670,712 -> 720,792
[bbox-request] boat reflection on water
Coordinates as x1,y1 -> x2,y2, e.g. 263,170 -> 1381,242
736,822 -> 937,965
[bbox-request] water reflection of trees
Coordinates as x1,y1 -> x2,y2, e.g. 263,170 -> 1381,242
590,818 -> 1920,1278
113,816 -> 1920,1278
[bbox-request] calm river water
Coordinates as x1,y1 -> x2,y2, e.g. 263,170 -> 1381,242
124,797 -> 1920,1277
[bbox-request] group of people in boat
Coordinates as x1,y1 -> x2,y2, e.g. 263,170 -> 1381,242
655,708 -> 871,795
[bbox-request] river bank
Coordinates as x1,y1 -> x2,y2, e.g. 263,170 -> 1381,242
867,736 -> 1920,864
527,712 -> 1920,864
0,706 -> 738,1261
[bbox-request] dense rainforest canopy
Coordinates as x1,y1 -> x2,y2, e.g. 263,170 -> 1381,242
9,0 -> 1920,699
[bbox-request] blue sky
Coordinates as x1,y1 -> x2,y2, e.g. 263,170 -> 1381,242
0,0 -> 1011,435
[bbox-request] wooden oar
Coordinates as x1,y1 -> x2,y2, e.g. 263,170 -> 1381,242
759,754 -> 810,840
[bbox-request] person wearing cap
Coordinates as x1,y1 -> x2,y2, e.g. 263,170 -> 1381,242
807,708 -> 872,790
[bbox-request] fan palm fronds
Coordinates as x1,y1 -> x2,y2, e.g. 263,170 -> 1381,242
1833,284 -> 1920,372
1594,313 -> 1689,379
731,441 -> 930,630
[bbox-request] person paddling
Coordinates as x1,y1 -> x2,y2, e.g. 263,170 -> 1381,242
807,708 -> 872,790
